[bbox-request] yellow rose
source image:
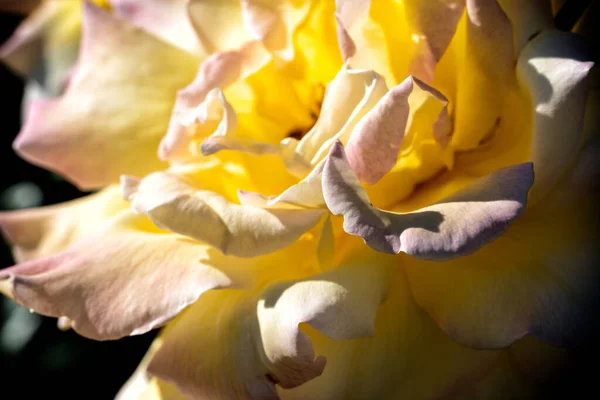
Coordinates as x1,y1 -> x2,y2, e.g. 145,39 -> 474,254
0,1 -> 597,399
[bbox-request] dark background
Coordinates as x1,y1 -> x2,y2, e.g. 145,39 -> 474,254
1,4 -> 599,399
0,12 -> 155,398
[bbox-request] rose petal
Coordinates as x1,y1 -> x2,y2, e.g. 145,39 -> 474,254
147,258 -> 394,398
516,29 -> 594,204
451,0 -> 514,150
404,126 -> 600,348
109,0 -> 202,55
0,1 -> 83,95
323,141 -> 533,260
122,171 -> 323,257
0,212 -> 232,340
345,76 -> 449,184
497,0 -> 553,55
11,3 -> 199,189
403,0 -> 465,82
159,40 -> 271,161
0,186 -> 127,262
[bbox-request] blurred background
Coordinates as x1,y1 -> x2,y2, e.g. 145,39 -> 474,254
0,11 -> 155,398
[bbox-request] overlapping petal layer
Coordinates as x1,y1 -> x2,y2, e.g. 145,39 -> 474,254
12,3 -> 199,189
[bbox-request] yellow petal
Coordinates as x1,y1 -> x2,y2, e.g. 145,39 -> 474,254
12,3 -> 199,189
147,248 -> 394,398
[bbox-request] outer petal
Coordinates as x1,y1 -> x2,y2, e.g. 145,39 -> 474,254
323,141 -> 533,260
12,3 -> 199,189
403,134 -> 600,348
517,29 -> 594,204
0,212 -> 235,340
147,253 -> 395,399
109,0 -> 202,54
122,171 -> 323,257
0,186 -> 127,262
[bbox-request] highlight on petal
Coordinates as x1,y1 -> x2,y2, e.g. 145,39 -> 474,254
147,260 -> 394,399
323,141 -> 534,260
122,171 -> 323,257
11,3 -> 199,189
517,29 -> 594,204
345,76 -> 450,184
0,212 -> 232,340
109,0 -> 202,54
0,186 -> 127,263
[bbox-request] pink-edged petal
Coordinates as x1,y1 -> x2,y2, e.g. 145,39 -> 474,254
0,186 -> 127,263
159,41 -> 271,161
497,0 -> 554,55
12,3 -> 199,189
0,212 -> 232,340
296,66 -> 388,165
122,171 -> 323,257
334,14 -> 355,62
345,76 -> 449,184
323,141 -> 533,260
109,0 -> 202,55
147,258 -> 394,399
517,29 -> 594,204
451,0 -> 514,150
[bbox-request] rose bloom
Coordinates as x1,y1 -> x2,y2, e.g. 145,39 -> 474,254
0,0 -> 598,399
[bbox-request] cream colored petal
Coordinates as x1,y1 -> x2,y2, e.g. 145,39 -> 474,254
517,29 -> 594,204
147,255 -> 395,398
123,171 -> 323,257
0,186 -> 127,262
12,3 -> 199,189
0,212 -> 232,340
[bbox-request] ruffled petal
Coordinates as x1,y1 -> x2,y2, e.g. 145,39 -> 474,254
403,134 -> 600,348
147,253 -> 395,399
159,41 -> 271,161
109,0 -> 202,54
12,3 -> 199,189
0,212 -> 233,340
345,76 -> 449,184
122,171 -> 323,257
323,141 -> 533,260
0,186 -> 127,263
517,29 -> 594,204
